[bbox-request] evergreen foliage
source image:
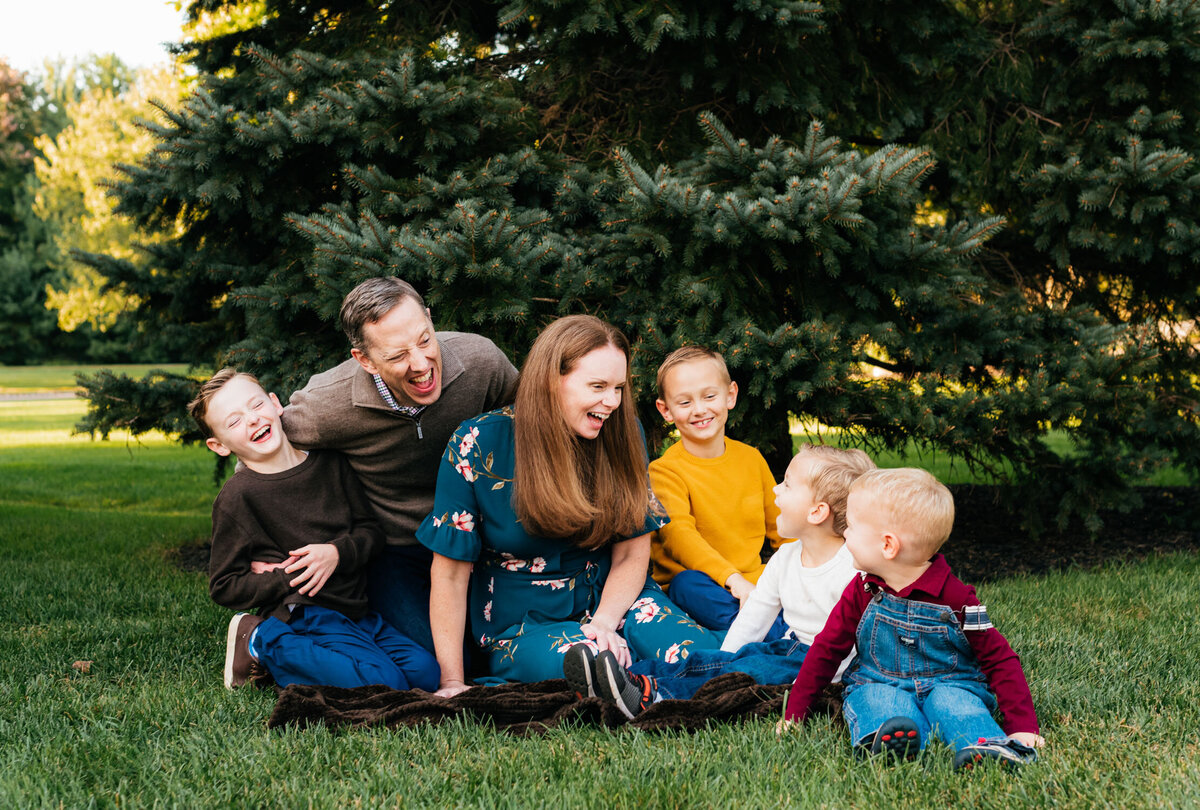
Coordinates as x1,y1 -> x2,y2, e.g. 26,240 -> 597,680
78,0 -> 1200,529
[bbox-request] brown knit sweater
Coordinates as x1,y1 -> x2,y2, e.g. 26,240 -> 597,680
281,332 -> 518,546
208,450 -> 382,622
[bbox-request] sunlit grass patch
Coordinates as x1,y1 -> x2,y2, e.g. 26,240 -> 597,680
0,363 -> 193,393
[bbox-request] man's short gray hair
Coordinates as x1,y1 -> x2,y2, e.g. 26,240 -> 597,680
339,277 -> 426,350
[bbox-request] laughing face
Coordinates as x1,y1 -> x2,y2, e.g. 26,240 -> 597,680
654,357 -> 736,457
352,297 -> 444,407
204,374 -> 286,466
558,343 -> 628,440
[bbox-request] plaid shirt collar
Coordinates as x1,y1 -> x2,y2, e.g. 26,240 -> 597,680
371,373 -> 426,419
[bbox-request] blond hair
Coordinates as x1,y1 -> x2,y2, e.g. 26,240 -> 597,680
655,345 -> 731,398
850,468 -> 955,556
187,367 -> 261,438
513,315 -> 651,549
796,444 -> 876,534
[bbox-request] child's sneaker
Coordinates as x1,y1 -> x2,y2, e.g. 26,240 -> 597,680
562,643 -> 598,699
595,650 -> 657,720
858,716 -> 921,761
224,612 -> 264,689
954,738 -> 1039,771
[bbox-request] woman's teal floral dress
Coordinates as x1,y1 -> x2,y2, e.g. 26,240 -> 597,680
416,408 -> 720,683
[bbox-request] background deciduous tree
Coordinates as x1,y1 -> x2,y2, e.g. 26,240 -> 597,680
76,0 -> 1200,530
36,66 -> 186,360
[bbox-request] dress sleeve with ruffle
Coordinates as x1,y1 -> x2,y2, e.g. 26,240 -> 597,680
416,420 -> 487,562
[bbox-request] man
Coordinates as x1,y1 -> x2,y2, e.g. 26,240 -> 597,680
283,277 -> 519,652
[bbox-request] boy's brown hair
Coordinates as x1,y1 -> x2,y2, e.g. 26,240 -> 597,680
796,444 -> 876,534
188,368 -> 259,438
850,467 -> 956,556
655,345 -> 731,398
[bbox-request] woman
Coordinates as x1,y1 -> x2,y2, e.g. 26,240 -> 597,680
417,315 -> 720,697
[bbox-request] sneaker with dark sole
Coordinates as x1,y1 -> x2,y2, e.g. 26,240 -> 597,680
595,650 -> 657,720
954,738 -> 1038,772
224,612 -> 264,689
858,716 -> 921,762
562,643 -> 598,699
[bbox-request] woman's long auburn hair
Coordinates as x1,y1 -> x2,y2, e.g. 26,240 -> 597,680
513,315 -> 650,549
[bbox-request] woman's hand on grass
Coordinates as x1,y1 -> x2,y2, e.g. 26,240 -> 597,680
285,543 -> 339,596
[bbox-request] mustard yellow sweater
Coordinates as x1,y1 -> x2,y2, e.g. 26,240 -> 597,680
649,438 -> 787,589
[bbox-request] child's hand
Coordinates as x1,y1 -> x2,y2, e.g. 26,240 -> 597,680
1009,731 -> 1045,748
285,544 -> 340,596
775,718 -> 796,736
250,556 -> 298,574
725,573 -> 755,606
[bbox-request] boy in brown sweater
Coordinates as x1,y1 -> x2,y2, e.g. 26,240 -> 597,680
191,368 -> 439,692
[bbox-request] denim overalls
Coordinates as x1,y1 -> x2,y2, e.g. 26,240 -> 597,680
840,586 -> 1009,752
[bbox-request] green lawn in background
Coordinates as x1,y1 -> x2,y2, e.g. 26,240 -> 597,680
791,422 -> 1190,487
0,363 -> 192,393
3,391 -> 1199,807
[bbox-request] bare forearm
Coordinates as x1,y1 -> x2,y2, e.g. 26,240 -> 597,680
593,534 -> 651,628
429,554 -> 471,688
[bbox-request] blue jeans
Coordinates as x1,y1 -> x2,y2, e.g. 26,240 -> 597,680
367,543 -> 435,654
668,570 -> 789,640
252,605 -> 440,691
630,636 -> 809,700
841,590 -> 1004,752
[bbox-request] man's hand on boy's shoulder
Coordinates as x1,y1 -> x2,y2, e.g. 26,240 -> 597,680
285,543 -> 340,597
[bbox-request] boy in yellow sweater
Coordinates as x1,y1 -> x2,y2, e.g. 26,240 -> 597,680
649,346 -> 789,640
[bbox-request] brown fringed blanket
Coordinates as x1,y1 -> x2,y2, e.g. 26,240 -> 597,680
268,673 -> 842,736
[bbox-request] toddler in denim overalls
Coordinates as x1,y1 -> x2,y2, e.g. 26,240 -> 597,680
781,468 -> 1045,770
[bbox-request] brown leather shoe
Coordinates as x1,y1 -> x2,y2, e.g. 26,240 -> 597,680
223,612 -> 264,689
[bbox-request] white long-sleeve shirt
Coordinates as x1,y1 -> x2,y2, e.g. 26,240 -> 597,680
721,541 -> 858,677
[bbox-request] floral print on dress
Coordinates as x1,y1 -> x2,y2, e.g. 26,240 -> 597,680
499,552 -> 526,571
455,459 -> 475,482
458,426 -> 480,456
663,642 -> 683,663
417,408 -> 720,682
631,596 -> 660,624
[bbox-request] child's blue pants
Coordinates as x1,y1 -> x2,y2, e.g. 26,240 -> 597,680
630,636 -> 809,700
252,605 -> 440,691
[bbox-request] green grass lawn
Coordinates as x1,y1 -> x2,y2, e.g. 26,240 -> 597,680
790,423 -> 1191,487
3,402 -> 1199,807
0,363 -> 192,393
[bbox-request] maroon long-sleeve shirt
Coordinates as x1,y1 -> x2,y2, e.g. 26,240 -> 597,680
784,554 -> 1039,735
